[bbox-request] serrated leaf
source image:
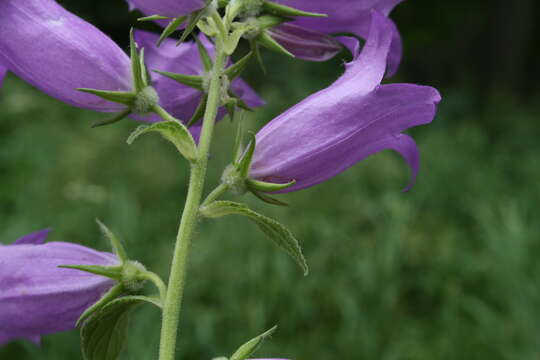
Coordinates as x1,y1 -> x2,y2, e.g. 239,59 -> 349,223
230,326 -> 277,360
127,120 -> 198,162
200,201 -> 308,275
81,296 -> 160,360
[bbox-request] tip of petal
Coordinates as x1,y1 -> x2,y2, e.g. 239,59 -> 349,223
13,228 -> 52,245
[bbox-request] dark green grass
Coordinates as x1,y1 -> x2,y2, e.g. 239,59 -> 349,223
1,69 -> 540,360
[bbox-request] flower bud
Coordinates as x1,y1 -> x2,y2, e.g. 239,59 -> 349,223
0,0 -> 132,112
0,230 -> 119,345
249,11 -> 440,193
267,23 -> 342,62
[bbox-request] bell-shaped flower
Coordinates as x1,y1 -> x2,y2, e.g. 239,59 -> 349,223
275,0 -> 405,74
248,11 -> 440,193
0,0 -> 133,112
0,229 -> 119,346
125,0 -> 206,18
134,30 -> 264,135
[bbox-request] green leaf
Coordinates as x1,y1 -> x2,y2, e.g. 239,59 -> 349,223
153,70 -> 204,90
77,88 -> 135,106
263,1 -> 327,18
127,120 -> 198,162
80,296 -> 160,360
158,16 -> 186,46
76,284 -> 124,327
230,326 -> 278,360
200,201 -> 308,275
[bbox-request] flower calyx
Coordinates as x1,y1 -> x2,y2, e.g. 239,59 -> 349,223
59,219 -> 166,326
221,133 -> 295,204
78,30 -> 160,127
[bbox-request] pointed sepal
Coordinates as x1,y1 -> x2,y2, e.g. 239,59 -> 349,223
153,70 -> 205,91
58,264 -> 123,281
263,1 -> 327,18
138,15 -> 170,22
91,109 -> 132,128
258,31 -> 295,58
158,16 -> 187,46
96,219 -> 129,263
224,52 -> 253,80
251,189 -> 289,207
247,178 -> 296,193
77,88 -> 135,106
230,326 -> 278,360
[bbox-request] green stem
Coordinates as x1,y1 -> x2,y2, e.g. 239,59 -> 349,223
158,41 -> 228,360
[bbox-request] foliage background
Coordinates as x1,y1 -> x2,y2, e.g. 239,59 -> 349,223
1,0 -> 540,359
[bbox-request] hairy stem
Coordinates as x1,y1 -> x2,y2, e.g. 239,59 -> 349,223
158,42 -> 228,360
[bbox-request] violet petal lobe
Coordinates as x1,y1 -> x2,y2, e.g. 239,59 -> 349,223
276,0 -> 404,75
125,0 -> 205,18
13,228 -> 51,245
249,11 -> 441,193
133,30 -> 263,127
0,238 -> 118,345
0,0 -> 132,112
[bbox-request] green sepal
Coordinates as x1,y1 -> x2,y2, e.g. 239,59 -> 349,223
80,296 -> 161,360
194,35 -> 214,72
77,88 -> 135,106
158,16 -> 187,46
225,98 -> 238,121
230,326 -> 278,360
257,14 -> 290,30
263,1 -> 326,18
200,201 -> 309,275
138,14 -> 170,22
257,31 -> 295,58
127,120 -> 199,163
179,10 -> 207,44
76,284 -> 124,327
236,132 -> 256,177
91,109 -> 132,128
58,264 -> 124,281
250,39 -> 266,73
129,29 -> 146,92
247,178 -> 296,192
224,52 -> 253,80
224,26 -> 248,55
232,111 -> 246,163
96,219 -> 129,263
251,189 -> 289,207
153,70 -> 204,91
187,95 -> 208,127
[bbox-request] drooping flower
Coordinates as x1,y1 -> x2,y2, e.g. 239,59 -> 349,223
275,0 -> 405,74
0,229 -> 119,346
248,11 -> 441,193
133,30 -> 264,132
125,0 -> 206,18
0,0 -> 132,112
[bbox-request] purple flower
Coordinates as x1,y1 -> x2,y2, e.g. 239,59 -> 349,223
125,0 -> 205,18
267,23 -> 342,62
0,0 -> 132,112
249,11 -> 441,193
276,0 -> 405,74
0,229 -> 118,345
133,30 -> 264,134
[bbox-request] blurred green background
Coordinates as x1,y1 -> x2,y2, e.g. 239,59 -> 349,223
2,0 -> 540,359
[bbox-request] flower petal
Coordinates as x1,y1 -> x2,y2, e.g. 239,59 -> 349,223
125,0 -> 205,18
0,0 -> 132,112
0,241 -> 118,345
13,228 -> 51,245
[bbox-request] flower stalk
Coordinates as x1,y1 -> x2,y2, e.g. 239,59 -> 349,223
158,26 -> 229,360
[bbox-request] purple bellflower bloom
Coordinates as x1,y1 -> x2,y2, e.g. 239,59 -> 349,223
249,11 -> 441,193
126,0 -> 206,18
0,229 -> 118,346
276,0 -> 405,75
134,30 -> 264,134
0,0 -> 132,112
